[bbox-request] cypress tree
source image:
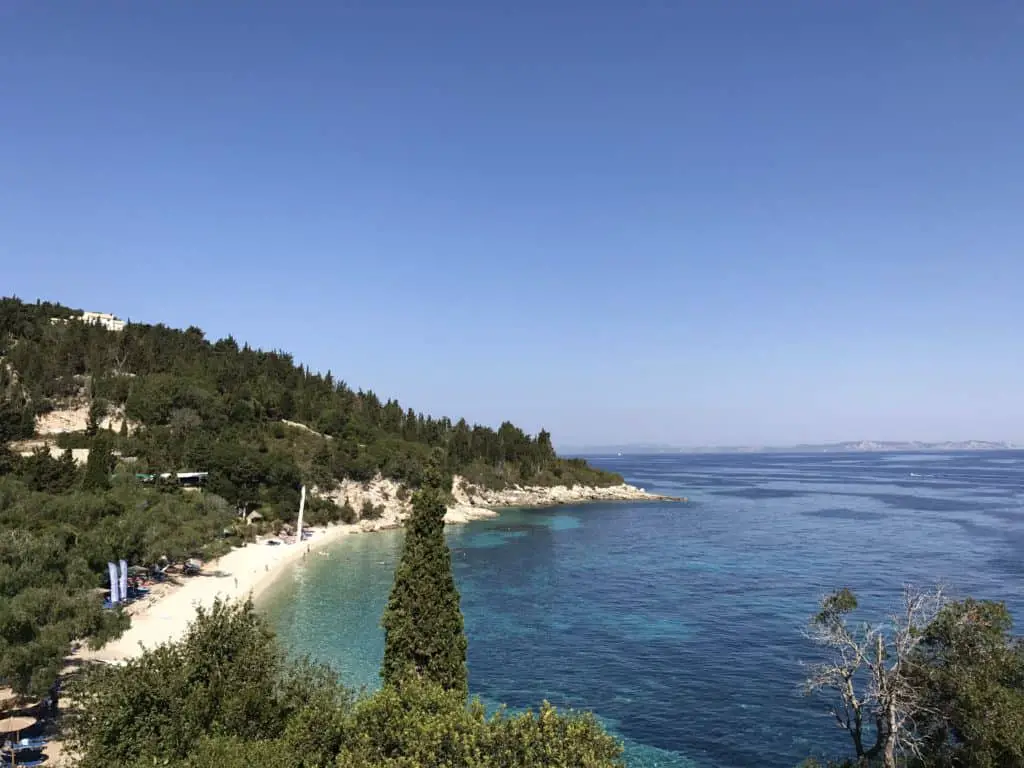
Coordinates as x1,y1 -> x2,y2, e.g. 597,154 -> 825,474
83,433 -> 113,491
381,459 -> 468,697
86,398 -> 105,436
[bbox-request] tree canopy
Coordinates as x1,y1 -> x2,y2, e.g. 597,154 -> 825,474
68,600 -> 624,768
911,598 -> 1024,767
804,588 -> 1024,768
382,456 -> 468,696
1,296 -> 623,505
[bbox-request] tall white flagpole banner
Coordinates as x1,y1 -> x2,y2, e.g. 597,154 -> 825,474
119,559 -> 128,600
108,562 -> 120,604
296,485 -> 306,545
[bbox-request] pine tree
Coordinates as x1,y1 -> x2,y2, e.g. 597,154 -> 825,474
86,398 -> 107,436
381,458 -> 468,697
0,445 -> 16,476
83,433 -> 113,491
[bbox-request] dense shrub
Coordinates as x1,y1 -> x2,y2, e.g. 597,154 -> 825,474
360,500 -> 384,520
68,601 -> 624,768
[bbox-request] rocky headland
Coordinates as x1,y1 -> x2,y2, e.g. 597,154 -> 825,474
320,475 -> 682,532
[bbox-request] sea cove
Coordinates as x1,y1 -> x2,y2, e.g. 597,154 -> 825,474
262,452 -> 1024,768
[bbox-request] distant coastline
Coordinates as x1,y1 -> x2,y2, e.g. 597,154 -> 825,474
566,440 -> 1020,456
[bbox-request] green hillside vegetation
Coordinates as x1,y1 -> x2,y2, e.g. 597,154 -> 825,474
0,296 -> 622,698
1,296 -> 622,505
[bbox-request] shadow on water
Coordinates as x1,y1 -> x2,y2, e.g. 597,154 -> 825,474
710,487 -> 808,499
802,507 -> 888,521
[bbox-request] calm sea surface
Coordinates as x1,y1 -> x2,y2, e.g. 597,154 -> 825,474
261,452 -> 1024,768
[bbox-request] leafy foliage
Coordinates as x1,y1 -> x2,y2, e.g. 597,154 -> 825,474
911,599 -> 1024,767
0,520 -> 130,696
19,446 -> 79,493
360,500 -> 384,520
805,591 -> 1024,768
0,468 -> 237,696
67,599 -> 348,768
335,675 -> 623,768
82,432 -> 113,490
69,600 -> 624,768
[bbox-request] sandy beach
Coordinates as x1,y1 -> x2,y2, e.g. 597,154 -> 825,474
78,523 -> 359,663
77,505 -> 497,663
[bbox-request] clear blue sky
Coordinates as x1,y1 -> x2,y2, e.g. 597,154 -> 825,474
2,2 -> 1022,448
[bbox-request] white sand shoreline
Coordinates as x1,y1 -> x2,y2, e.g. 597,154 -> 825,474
77,523 -> 360,663
77,480 -> 675,664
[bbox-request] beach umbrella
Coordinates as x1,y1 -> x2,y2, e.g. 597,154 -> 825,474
0,715 -> 37,735
0,687 -> 46,716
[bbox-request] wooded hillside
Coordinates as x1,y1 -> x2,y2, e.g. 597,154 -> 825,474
0,296 -> 620,696
1,297 -> 620,508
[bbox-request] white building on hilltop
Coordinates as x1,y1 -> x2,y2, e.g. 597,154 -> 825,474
79,311 -> 126,332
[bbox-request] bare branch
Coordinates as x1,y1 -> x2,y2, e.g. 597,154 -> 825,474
802,585 -> 948,768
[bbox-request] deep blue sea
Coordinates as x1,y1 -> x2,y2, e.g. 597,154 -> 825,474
261,452 -> 1024,768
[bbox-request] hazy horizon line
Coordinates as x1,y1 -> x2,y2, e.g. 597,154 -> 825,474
561,439 -> 1021,454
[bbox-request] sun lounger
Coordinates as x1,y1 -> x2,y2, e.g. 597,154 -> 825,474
2,746 -> 45,758
3,745 -> 45,755
13,737 -> 49,749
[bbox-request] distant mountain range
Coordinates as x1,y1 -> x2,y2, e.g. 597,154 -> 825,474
563,440 -> 1020,455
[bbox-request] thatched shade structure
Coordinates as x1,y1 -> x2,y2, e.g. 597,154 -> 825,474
0,715 -> 37,735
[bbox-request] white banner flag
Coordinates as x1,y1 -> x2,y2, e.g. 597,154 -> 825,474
108,562 -> 120,604
119,559 -> 129,601
296,485 -> 306,545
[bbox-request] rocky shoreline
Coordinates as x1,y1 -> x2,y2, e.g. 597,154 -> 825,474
319,475 -> 682,532
453,478 -> 682,509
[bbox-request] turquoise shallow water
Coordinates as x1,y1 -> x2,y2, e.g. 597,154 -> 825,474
261,452 -> 1024,767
